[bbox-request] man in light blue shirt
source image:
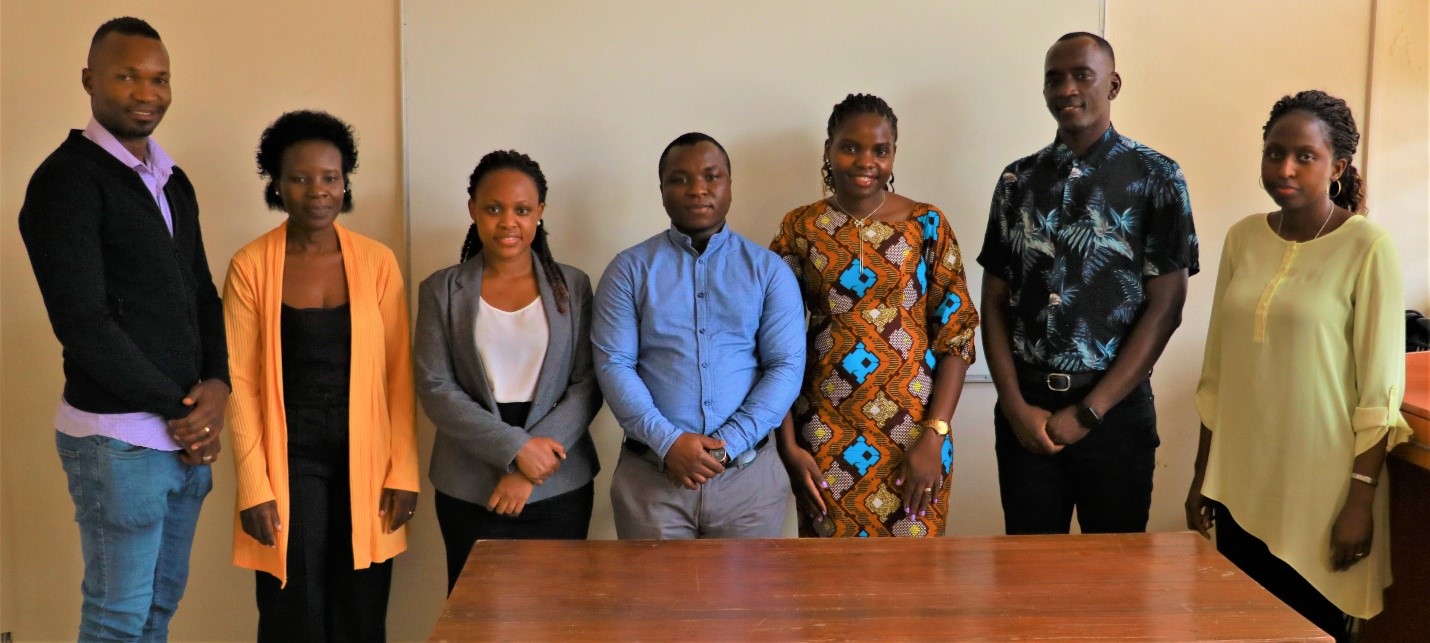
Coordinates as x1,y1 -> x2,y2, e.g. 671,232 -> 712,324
593,132 -> 804,539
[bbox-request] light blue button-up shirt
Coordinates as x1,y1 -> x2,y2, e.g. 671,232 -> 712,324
593,224 -> 805,460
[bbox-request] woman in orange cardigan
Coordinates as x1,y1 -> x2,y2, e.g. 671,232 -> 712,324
225,110 -> 418,642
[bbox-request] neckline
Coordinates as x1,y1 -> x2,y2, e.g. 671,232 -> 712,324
281,302 -> 350,312
822,199 -> 931,225
1260,211 -> 1360,246
480,295 -> 542,315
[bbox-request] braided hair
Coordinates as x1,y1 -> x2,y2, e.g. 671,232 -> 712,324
823,93 -> 899,193
460,150 -> 569,313
1263,90 -> 1365,213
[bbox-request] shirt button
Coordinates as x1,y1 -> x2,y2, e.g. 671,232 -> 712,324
697,292 -> 705,298
702,362 -> 709,368
699,328 -> 706,334
703,401 -> 711,407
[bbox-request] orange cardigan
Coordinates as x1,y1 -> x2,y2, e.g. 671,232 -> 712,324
224,222 -> 418,585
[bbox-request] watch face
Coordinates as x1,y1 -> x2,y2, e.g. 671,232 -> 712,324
1077,405 -> 1101,428
709,447 -> 727,463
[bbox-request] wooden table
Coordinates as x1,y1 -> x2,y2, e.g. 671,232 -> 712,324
1362,351 -> 1430,641
432,533 -> 1328,641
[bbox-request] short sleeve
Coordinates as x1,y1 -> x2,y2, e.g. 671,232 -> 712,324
1141,160 -> 1199,278
922,207 -> 979,365
976,170 -> 1016,281
769,206 -> 807,293
1349,234 -> 1412,454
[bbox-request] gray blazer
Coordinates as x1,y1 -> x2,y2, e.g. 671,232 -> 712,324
415,254 -> 601,505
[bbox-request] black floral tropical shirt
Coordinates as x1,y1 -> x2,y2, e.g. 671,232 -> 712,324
977,126 -> 1198,373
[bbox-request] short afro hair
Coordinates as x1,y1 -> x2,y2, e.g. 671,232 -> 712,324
256,110 -> 359,212
92,17 -> 161,46
658,132 -> 730,179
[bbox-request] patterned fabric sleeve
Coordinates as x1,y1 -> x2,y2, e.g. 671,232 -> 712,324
1350,234 -> 1412,454
769,206 -> 809,297
922,206 -> 979,364
975,170 -> 1015,281
1141,158 -> 1200,278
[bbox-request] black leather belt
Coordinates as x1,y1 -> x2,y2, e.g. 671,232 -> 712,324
1017,366 -> 1104,392
623,435 -> 769,470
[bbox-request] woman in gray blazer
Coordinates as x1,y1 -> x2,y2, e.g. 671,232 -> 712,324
414,150 -> 602,593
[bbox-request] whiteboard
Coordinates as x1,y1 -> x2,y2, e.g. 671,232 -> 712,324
403,0 -> 1105,381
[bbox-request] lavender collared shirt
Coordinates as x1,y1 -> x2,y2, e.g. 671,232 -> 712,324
53,119 -> 181,450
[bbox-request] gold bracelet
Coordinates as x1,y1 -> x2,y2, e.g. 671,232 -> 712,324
1350,472 -> 1377,487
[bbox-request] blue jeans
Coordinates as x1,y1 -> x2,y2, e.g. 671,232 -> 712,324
56,432 -> 212,642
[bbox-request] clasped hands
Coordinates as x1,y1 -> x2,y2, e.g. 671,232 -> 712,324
1004,399 -> 1090,455
487,437 -> 567,517
662,432 -> 726,490
167,379 -> 228,466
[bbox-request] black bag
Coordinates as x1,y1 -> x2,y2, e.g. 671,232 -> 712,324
1408,310 -> 1430,352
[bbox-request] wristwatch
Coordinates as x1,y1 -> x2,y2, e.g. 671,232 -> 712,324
922,419 -> 950,437
708,446 -> 729,465
1075,402 -> 1103,430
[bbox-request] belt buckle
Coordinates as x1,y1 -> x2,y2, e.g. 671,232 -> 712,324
1045,373 -> 1072,392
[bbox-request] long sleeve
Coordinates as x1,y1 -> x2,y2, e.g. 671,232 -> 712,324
223,252 -> 275,510
526,271 -> 604,448
1195,226 -> 1240,431
19,161 -> 191,418
413,275 -> 533,470
712,262 -> 806,458
1350,235 -> 1412,454
592,253 -> 681,457
189,199 -> 230,388
377,250 -> 419,492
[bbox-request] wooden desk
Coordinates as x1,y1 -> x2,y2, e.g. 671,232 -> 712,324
1362,351 -> 1430,642
432,533 -> 1328,641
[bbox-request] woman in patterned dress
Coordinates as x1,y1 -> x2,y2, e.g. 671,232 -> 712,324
772,94 -> 980,537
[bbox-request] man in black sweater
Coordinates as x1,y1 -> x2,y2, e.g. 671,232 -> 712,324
17,17 -> 228,641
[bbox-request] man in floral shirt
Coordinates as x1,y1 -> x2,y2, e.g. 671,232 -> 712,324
977,32 -> 1198,535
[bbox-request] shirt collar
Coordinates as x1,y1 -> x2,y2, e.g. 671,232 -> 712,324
82,117 -> 175,179
665,222 -> 731,255
1049,124 -> 1119,168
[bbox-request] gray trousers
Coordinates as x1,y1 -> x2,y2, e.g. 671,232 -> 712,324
611,439 -> 787,539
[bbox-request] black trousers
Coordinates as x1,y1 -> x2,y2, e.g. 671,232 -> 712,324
435,482 -> 594,594
1212,502 -> 1351,642
256,403 -> 392,643
994,379 -> 1158,535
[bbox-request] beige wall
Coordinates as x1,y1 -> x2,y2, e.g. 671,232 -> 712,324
1,1 -> 1425,641
1366,0 -> 1430,310
0,1 -> 406,639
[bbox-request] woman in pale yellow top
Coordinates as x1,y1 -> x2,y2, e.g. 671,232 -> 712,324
1186,90 -> 1410,642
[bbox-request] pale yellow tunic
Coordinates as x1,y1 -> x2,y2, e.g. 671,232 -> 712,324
1196,214 -> 1411,618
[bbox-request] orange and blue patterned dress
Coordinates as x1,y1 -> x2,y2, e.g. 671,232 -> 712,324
772,200 -> 978,537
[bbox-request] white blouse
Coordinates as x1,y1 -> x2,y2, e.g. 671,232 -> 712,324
475,296 -> 549,403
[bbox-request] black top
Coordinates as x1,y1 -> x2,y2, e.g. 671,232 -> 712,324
281,303 -> 352,407
977,126 -> 1199,372
18,130 -> 228,419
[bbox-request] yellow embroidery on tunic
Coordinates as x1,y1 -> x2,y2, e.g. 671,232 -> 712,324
1253,244 -> 1299,343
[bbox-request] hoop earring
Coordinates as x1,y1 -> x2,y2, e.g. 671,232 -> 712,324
886,173 -> 896,193
1329,179 -> 1342,199
1258,177 -> 1265,190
